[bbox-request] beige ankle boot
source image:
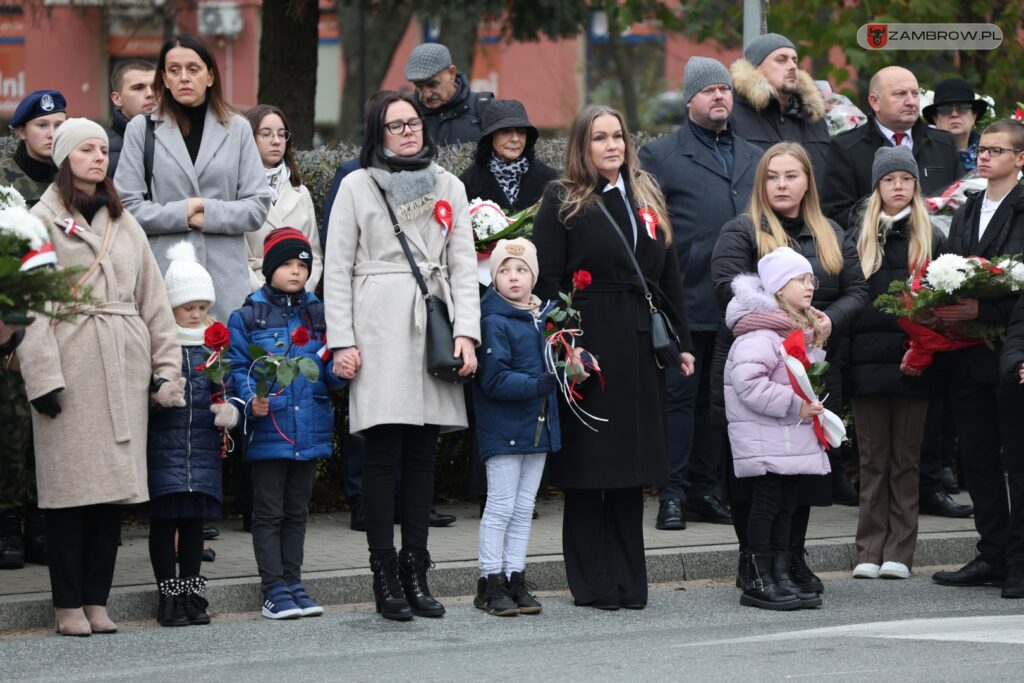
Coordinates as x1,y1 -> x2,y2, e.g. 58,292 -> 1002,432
54,607 -> 91,637
83,605 -> 118,634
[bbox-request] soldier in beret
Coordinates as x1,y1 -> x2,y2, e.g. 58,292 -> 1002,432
1,90 -> 67,208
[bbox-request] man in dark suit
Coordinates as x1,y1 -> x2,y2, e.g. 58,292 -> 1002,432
822,66 -> 963,228
639,57 -> 763,531
932,119 -> 1024,598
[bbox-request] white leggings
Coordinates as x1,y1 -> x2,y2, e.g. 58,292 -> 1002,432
478,453 -> 547,577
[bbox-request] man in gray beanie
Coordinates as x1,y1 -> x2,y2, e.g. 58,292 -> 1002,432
729,32 -> 830,191
403,42 -> 492,146
638,56 -> 763,531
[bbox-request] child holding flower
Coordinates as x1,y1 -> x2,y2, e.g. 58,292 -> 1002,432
226,228 -> 346,619
148,241 -> 239,627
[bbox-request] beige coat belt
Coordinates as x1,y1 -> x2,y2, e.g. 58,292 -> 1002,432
352,260 -> 454,332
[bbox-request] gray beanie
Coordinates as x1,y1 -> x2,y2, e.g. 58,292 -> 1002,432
744,33 -> 797,66
682,57 -> 732,103
404,43 -> 453,81
871,146 -> 920,189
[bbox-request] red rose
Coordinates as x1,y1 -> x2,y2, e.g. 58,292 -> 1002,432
291,326 -> 310,346
204,322 -> 230,351
572,269 -> 593,292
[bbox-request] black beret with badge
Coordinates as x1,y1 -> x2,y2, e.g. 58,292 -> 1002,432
9,90 -> 67,129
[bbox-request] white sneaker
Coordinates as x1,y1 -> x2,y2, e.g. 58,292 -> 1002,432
879,561 -> 910,579
852,563 -> 881,579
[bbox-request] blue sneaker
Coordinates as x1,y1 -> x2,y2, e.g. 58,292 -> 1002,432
262,582 -> 302,619
288,581 -> 324,617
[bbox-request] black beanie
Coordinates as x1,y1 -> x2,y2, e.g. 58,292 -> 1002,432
262,228 -> 313,281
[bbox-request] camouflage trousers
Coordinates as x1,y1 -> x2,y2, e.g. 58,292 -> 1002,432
0,366 -> 36,510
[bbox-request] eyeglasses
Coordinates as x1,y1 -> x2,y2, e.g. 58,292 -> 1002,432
978,146 -> 1023,157
935,103 -> 974,116
793,274 -> 820,289
384,118 -> 424,135
256,129 -> 291,142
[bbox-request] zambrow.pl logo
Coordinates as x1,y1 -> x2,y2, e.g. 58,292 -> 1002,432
857,23 -> 1002,51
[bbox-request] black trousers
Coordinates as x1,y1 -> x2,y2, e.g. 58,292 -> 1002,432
362,424 -> 439,554
148,518 -> 204,583
950,374 -> 1024,567
47,504 -> 122,608
562,487 -> 647,607
747,474 -> 799,554
919,362 -> 955,496
250,459 -> 318,591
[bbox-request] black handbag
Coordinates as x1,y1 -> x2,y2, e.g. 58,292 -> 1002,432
596,200 -> 684,370
373,181 -> 470,384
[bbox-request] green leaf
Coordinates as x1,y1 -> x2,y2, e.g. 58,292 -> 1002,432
249,343 -> 268,360
550,309 -> 567,322
297,357 -> 320,382
256,379 -> 270,398
277,361 -> 296,388
808,361 -> 831,376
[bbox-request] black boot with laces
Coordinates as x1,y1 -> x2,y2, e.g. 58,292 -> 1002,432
474,573 -> 519,616
507,571 -> 542,614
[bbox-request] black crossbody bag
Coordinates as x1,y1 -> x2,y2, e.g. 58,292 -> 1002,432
372,181 -> 469,384
595,201 -> 683,370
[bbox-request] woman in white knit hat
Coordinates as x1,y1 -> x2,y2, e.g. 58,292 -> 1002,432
19,117 -> 183,636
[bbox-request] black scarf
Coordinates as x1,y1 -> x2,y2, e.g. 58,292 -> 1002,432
373,139 -> 437,173
80,194 -> 110,225
14,141 -> 57,183
774,211 -> 806,238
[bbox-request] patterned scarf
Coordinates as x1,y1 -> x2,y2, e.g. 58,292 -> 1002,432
488,152 -> 530,207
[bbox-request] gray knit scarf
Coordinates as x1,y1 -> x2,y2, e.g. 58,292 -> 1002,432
488,152 -> 530,206
367,161 -> 438,221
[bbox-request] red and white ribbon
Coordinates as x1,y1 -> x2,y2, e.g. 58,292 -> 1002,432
434,200 -> 453,235
63,218 -> 82,236
317,333 -> 332,362
20,242 -> 57,271
638,208 -> 658,240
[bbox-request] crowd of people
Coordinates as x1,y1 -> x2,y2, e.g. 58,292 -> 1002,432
1,30 -> 1024,634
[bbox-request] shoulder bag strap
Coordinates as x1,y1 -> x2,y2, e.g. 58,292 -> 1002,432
595,199 -> 658,314
142,115 -> 155,201
370,178 -> 430,298
73,215 -> 116,291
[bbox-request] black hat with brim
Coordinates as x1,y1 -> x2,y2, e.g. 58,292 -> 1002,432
923,78 -> 988,124
475,99 -> 539,164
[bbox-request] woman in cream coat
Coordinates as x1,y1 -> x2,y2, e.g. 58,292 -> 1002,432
324,91 -> 479,621
244,104 -> 323,292
20,119 -> 182,636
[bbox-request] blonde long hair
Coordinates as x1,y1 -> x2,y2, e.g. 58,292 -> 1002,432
776,294 -> 827,348
855,183 -> 933,279
554,104 -> 672,245
748,143 -> 843,275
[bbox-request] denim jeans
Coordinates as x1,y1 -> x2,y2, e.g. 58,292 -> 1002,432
478,453 -> 546,576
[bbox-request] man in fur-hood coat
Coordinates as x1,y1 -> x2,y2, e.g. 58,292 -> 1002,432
730,33 -> 829,190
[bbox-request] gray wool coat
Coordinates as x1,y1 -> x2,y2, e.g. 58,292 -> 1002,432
113,108 -> 272,321
323,166 -> 481,434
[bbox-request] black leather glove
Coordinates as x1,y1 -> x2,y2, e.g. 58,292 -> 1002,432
30,389 -> 62,419
536,373 -> 558,396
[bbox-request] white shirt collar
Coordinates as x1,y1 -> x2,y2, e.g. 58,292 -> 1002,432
602,174 -> 626,195
875,120 -> 913,147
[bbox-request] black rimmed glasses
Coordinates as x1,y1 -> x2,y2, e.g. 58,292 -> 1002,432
384,118 -> 424,135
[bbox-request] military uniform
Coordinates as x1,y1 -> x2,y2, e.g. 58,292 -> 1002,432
0,156 -> 50,207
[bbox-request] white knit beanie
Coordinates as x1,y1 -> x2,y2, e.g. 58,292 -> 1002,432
164,241 -> 216,309
52,118 -> 108,167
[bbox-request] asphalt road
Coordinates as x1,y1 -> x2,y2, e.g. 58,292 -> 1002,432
3,569 -> 1023,682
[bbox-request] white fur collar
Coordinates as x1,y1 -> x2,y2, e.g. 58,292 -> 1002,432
725,273 -> 781,329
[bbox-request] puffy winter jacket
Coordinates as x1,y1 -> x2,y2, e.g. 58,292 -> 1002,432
147,345 -> 225,502
473,288 -> 561,460
226,285 -> 347,461
724,274 -> 830,478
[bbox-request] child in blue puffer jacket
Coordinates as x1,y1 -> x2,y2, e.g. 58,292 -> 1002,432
226,228 -> 346,620
473,238 -> 564,617
148,241 -> 240,627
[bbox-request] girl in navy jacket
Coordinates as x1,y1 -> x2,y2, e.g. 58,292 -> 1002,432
225,229 -> 346,620
148,242 -> 239,627
473,239 -> 564,616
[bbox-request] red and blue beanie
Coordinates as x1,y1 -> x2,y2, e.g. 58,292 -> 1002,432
262,228 -> 313,281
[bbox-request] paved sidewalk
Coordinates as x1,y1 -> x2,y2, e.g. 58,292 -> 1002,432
0,494 -> 979,630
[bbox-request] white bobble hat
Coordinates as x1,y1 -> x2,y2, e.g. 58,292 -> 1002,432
164,240 -> 216,308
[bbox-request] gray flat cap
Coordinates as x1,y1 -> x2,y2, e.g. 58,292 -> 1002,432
405,43 -> 453,81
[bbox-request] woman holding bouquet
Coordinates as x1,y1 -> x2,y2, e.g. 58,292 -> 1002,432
460,99 -> 557,212
711,142 -> 868,596
532,104 -> 694,610
324,91 -> 480,620
18,119 -> 182,636
846,146 -> 942,580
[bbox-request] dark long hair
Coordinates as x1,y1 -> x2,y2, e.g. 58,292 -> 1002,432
246,104 -> 301,187
358,91 -> 435,169
154,33 -> 232,135
55,163 -> 124,221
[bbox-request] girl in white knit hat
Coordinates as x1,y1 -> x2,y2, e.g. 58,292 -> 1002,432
147,240 -> 239,627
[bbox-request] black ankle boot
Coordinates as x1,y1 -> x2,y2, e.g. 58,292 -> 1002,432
156,578 -> 190,627
474,573 -> 519,616
789,544 -> 825,593
735,550 -> 753,591
507,571 -> 542,614
0,508 -> 25,570
398,549 -> 445,617
774,551 -> 822,608
369,551 -> 413,621
182,576 -> 211,625
740,554 -> 801,611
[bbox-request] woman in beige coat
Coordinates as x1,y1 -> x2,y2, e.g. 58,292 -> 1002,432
19,119 -> 183,636
244,104 -> 323,292
324,91 -> 480,621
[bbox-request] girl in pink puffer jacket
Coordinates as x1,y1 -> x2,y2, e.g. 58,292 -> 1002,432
724,247 -> 831,611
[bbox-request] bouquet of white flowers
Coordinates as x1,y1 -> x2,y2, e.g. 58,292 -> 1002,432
469,197 -> 539,253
